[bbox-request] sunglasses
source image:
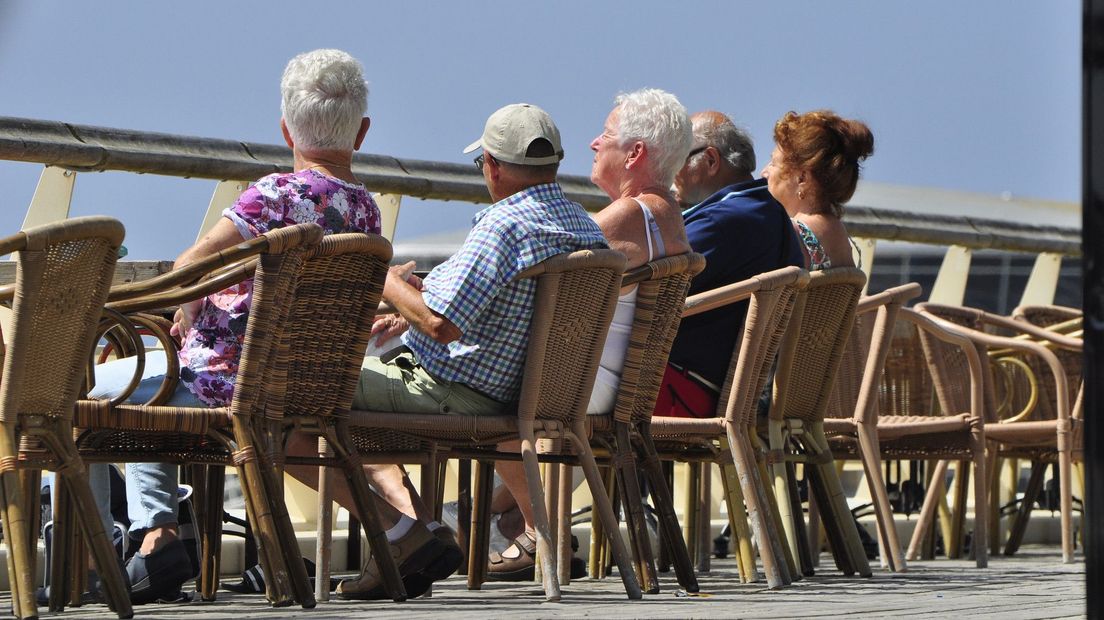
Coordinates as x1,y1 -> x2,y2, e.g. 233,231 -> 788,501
474,153 -> 487,171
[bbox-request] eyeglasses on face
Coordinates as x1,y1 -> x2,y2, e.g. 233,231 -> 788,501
685,146 -> 709,162
474,153 -> 486,171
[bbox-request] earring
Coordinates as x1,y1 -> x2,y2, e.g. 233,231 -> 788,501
798,189 -> 805,200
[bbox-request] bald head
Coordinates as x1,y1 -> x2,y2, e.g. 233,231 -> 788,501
672,111 -> 758,207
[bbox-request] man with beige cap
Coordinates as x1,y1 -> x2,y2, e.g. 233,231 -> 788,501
288,103 -> 607,600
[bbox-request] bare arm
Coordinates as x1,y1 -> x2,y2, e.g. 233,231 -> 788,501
383,261 -> 461,344
593,197 -> 648,269
169,217 -> 247,341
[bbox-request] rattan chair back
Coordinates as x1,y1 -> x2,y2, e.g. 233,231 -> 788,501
772,267 -> 866,424
611,252 -> 705,425
824,283 -> 925,424
514,249 -> 626,426
0,216 -> 124,424
824,313 -> 874,421
877,317 -> 937,418
253,233 -> 393,422
1011,304 -> 1082,422
710,266 -> 810,427
912,303 -> 990,419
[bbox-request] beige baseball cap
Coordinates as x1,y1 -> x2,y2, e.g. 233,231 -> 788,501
463,103 -> 564,165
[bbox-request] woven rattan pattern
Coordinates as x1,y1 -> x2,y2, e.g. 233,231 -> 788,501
916,305 -> 988,420
11,234 -> 120,421
1011,305 -> 1081,423
776,268 -> 865,424
523,254 -> 625,425
610,253 -> 705,425
280,236 -> 391,420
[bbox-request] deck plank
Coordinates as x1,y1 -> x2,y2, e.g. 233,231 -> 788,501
12,547 -> 1082,619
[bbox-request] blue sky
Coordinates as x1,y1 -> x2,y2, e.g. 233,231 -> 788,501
0,1 -> 1081,258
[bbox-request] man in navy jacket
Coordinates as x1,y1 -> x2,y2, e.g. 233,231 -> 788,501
658,111 -> 803,416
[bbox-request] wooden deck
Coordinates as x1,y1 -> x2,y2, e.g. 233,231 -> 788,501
17,547 -> 1083,619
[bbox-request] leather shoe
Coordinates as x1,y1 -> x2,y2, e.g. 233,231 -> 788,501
336,524 -> 442,600
402,525 -> 465,598
126,538 -> 191,605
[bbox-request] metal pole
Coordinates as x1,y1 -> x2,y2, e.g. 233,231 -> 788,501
1082,1 -> 1103,616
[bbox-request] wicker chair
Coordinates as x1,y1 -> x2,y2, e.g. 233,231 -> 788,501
1003,304 -> 1082,556
0,216 -> 131,620
648,265 -> 809,590
766,267 -> 871,579
68,224 -> 405,608
330,249 -> 634,602
818,282 -> 923,573
879,305 -> 997,569
582,252 -> 705,594
916,303 -> 1080,563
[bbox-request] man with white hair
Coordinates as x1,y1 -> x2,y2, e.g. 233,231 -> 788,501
657,110 -> 803,417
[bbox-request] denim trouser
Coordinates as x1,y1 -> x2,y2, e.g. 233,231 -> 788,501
87,352 -> 204,540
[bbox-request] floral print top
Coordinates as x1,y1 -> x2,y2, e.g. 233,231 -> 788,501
793,219 -> 862,272
178,169 -> 381,406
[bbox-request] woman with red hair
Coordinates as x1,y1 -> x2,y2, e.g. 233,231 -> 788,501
761,110 -> 874,270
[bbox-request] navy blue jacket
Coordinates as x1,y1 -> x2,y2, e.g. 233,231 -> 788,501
668,178 -> 803,388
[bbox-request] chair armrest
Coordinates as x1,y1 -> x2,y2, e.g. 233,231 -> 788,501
106,259 -> 256,314
682,265 -> 807,318
898,307 -> 987,421
913,306 -> 1071,423
982,312 -> 1082,353
107,236 -> 268,303
856,282 -> 922,316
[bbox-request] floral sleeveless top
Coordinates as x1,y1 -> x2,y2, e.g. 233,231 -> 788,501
794,219 -> 832,270
793,219 -> 862,272
178,170 -> 381,406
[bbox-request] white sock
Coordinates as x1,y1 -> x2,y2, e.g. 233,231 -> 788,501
385,514 -> 416,543
427,520 -> 444,532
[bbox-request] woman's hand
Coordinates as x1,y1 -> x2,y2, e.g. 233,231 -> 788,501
169,300 -> 203,344
370,313 -> 409,346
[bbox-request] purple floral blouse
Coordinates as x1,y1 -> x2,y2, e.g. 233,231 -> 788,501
178,169 -> 381,406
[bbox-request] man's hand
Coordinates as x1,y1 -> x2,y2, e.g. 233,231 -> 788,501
385,260 -> 423,293
370,313 -> 409,346
381,260 -> 461,345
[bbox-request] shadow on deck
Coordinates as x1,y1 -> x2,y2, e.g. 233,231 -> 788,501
15,547 -> 1083,619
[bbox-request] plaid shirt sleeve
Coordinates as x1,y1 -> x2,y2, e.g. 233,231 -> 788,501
420,217 -> 522,335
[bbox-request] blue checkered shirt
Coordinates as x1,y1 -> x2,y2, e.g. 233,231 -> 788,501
402,183 -> 607,402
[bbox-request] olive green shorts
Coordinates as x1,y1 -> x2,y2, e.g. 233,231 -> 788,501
353,351 -> 507,416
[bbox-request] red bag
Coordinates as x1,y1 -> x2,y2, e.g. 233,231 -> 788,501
653,364 -> 718,419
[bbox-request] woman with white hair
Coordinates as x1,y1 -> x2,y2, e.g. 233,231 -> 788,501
586,88 -> 694,413
87,48 -> 381,605
486,89 -> 693,580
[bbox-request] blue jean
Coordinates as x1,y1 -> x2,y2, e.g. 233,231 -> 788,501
88,352 -> 205,540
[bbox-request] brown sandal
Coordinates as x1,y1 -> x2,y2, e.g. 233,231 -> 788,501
487,532 -> 537,581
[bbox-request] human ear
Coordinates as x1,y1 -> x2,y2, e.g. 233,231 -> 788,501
281,119 -> 294,149
353,117 -> 371,150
